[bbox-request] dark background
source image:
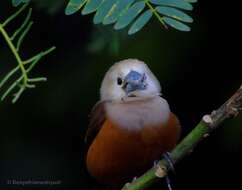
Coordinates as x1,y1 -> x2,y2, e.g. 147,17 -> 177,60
0,0 -> 241,190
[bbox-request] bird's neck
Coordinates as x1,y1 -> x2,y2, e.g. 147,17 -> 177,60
104,96 -> 170,131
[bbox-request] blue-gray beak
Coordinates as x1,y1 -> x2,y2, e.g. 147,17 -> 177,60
122,70 -> 147,94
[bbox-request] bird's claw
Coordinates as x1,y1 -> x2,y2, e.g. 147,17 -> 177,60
163,152 -> 175,174
153,152 -> 175,190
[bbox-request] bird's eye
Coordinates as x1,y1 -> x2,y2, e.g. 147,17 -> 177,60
117,77 -> 122,85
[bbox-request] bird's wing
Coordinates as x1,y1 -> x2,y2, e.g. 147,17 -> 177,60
169,112 -> 181,143
85,101 -> 106,146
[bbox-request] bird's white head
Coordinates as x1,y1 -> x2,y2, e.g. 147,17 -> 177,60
100,59 -> 161,102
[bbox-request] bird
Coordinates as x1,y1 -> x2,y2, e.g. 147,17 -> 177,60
85,59 -> 181,189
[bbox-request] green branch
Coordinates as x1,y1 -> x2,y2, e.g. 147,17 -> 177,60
0,3 -> 56,103
122,85 -> 242,190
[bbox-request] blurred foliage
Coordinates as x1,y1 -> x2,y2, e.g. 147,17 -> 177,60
12,0 -> 67,15
31,0 -> 67,15
12,0 -> 30,7
222,114 -> 242,153
87,25 -> 130,55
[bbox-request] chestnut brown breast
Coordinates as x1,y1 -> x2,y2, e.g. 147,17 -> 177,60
86,112 -> 180,189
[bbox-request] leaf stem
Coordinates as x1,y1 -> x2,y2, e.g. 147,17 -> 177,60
0,66 -> 19,89
2,3 -> 29,27
23,46 -> 56,64
11,8 -> 32,41
0,23 -> 28,85
12,86 -> 25,103
145,0 -> 167,28
26,53 -> 43,72
28,77 -> 47,82
1,76 -> 23,101
16,21 -> 33,51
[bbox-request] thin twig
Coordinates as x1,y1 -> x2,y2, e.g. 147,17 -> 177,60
11,8 -> 32,40
28,77 -> 47,82
122,85 -> 242,190
16,21 -> 33,51
23,46 -> 56,64
2,3 -> 29,27
12,86 -> 25,103
1,76 -> 23,101
0,66 -> 19,89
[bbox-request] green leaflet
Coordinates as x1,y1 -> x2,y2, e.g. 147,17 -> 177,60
185,0 -> 197,3
150,0 -> 193,11
163,17 -> 190,31
156,6 -> 193,23
65,0 -> 87,15
128,10 -> 152,35
61,0 -> 197,34
93,0 -> 117,24
82,0 -> 103,15
12,0 -> 22,7
114,1 -> 145,30
12,0 -> 29,7
103,0 -> 135,25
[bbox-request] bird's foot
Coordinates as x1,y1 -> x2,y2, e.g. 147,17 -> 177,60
165,175 -> 173,190
163,152 -> 175,174
153,152 -> 175,174
163,152 -> 176,190
153,152 -> 175,190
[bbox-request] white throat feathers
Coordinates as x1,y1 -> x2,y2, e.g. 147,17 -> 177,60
105,96 -> 170,130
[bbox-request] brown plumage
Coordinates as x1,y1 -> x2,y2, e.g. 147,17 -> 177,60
85,101 -> 180,189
